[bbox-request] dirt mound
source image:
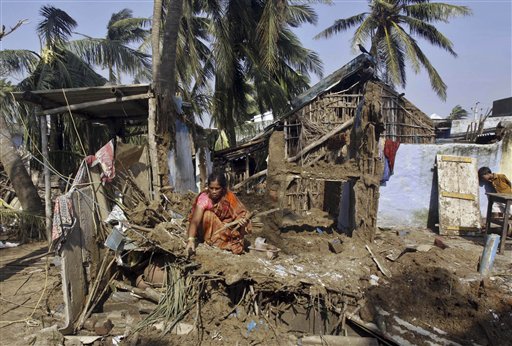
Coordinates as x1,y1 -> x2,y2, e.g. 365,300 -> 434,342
364,247 -> 512,345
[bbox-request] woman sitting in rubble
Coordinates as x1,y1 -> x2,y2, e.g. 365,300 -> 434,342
185,172 -> 251,255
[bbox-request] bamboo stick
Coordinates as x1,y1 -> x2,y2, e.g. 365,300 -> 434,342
287,118 -> 354,162
36,93 -> 152,116
39,114 -> 52,244
233,169 -> 268,190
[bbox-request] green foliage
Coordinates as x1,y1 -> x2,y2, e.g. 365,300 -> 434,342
70,8 -> 151,84
208,0 -> 324,146
316,0 -> 472,100
448,104 -> 468,120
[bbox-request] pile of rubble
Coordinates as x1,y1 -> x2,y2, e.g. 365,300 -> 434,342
1,139 -> 511,346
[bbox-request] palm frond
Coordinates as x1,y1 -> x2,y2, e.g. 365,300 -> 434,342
66,38 -> 151,80
351,16 -> 377,52
37,5 -> 77,46
287,3 -> 318,27
107,17 -> 151,43
314,13 -> 367,39
401,16 -> 456,56
391,21 -> 420,73
108,8 -> 133,24
382,25 -> 407,87
0,49 -> 39,77
278,28 -> 323,78
405,3 -> 472,22
409,38 -> 447,100
257,0 -> 283,72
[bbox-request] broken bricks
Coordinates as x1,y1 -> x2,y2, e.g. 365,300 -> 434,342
83,317 -> 113,336
328,238 -> 344,253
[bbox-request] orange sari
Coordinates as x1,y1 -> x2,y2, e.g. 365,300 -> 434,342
191,190 -> 251,254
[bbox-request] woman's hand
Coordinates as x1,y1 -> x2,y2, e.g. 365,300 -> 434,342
185,238 -> 196,257
237,217 -> 248,227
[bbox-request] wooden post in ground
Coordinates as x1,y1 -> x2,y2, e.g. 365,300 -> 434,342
147,96 -> 159,198
40,114 -> 52,244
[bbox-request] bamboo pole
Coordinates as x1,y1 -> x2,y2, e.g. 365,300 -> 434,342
36,93 -> 152,116
39,114 -> 52,245
233,169 -> 268,190
287,118 -> 354,162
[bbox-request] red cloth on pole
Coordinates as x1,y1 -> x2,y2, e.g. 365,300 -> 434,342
384,139 -> 400,172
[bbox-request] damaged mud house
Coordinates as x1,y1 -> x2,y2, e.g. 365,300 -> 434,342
1,54 -> 511,346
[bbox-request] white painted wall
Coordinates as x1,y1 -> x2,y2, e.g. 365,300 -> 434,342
377,141 -> 507,228
451,116 -> 510,136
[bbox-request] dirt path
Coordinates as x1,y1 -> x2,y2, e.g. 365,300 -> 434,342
0,241 -> 61,346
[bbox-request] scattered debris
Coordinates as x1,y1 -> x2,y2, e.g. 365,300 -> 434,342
365,245 -> 391,278
434,236 -> 450,249
0,241 -> 19,248
300,335 -> 378,346
479,234 -> 500,276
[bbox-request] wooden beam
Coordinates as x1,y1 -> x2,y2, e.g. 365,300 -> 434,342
21,90 -> 61,109
233,169 -> 268,190
441,191 -> 476,201
287,118 -> 354,162
37,93 -> 152,116
440,155 -> 472,163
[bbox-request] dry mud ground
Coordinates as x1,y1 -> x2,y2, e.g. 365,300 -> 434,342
1,228 -> 511,345
0,241 -> 62,345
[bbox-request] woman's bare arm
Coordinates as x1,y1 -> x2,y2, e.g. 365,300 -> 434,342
185,206 -> 204,255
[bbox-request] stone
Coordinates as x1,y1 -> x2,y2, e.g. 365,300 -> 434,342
434,237 -> 449,249
25,325 -> 64,346
94,318 -> 114,335
328,238 -> 344,254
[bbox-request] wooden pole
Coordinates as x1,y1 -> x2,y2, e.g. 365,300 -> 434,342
287,118 -> 354,162
39,114 -> 52,245
233,169 -> 268,190
36,93 -> 151,116
147,97 -> 159,198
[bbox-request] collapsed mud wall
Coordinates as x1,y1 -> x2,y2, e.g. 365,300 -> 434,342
266,81 -> 385,240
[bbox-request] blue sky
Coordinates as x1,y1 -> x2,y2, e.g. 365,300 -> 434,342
1,0 -> 511,118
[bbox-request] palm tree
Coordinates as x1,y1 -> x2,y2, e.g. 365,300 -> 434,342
148,0 -> 184,187
69,8 -> 151,84
1,6 -> 107,91
448,104 -> 468,120
210,0 -> 323,146
0,81 -> 44,215
316,0 -> 472,100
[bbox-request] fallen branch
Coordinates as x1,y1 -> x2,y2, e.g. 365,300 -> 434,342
366,245 -> 391,278
112,280 -> 163,303
0,19 -> 28,41
287,118 -> 354,162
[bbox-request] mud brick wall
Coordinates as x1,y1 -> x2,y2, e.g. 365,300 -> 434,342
267,81 -> 385,241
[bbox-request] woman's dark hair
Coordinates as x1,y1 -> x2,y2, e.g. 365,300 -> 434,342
478,166 -> 492,179
207,172 -> 227,189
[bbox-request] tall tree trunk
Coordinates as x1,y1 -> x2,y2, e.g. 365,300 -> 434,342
0,115 -> 43,214
226,95 -> 237,147
148,0 -> 163,192
152,0 -> 184,187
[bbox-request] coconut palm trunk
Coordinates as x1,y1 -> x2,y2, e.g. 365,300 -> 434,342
0,114 -> 43,214
151,0 -> 184,188
148,0 -> 163,191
